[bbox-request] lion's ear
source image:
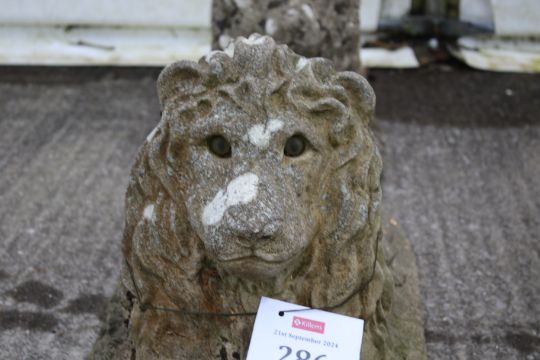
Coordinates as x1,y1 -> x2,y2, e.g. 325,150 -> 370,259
336,72 -> 375,126
157,61 -> 206,108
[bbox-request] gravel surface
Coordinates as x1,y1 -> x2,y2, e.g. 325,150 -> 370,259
0,65 -> 538,359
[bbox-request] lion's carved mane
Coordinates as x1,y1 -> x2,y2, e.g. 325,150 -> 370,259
121,35 -> 394,359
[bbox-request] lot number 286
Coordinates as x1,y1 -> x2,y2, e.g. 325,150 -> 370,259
278,345 -> 327,360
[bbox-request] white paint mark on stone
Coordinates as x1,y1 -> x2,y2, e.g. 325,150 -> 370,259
144,204 -> 155,222
287,8 -> 300,17
296,57 -> 310,71
204,50 -> 221,62
219,34 -> 232,50
146,126 -> 159,142
241,35 -> 267,46
234,0 -> 252,8
202,173 -> 259,226
224,42 -> 235,57
205,47 -> 235,61
246,119 -> 284,149
265,18 -> 278,35
170,206 -> 176,225
358,202 -> 368,225
301,4 -> 316,20
341,182 -> 351,200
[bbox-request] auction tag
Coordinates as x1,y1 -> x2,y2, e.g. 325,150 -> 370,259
246,297 -> 364,360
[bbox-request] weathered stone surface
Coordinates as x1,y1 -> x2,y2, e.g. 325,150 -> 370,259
90,215 -> 426,359
212,0 -> 361,71
381,217 -> 426,360
90,35 -> 425,359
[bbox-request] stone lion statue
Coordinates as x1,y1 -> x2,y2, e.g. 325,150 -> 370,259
90,34 -> 425,360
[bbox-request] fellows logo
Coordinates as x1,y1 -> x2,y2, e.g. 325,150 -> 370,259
291,316 -> 325,334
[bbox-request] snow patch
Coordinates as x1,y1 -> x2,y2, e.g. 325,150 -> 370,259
246,119 -> 284,149
202,173 -> 259,226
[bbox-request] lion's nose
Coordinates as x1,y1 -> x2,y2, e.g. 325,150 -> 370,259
239,225 -> 278,243
226,207 -> 282,244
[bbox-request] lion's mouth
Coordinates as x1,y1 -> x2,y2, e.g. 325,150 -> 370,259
217,246 -> 301,264
220,254 -> 285,264
210,233 -> 309,272
214,246 -> 306,279
216,252 -> 298,279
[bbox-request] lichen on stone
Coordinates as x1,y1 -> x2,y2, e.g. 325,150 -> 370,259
90,35 -> 425,360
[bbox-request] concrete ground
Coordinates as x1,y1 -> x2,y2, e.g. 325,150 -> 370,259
0,65 -> 538,359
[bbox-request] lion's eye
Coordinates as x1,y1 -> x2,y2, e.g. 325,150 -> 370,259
207,135 -> 231,158
284,135 -> 306,157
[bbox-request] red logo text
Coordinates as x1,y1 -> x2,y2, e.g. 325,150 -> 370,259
291,316 -> 325,334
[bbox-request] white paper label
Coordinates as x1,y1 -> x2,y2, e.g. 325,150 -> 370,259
246,297 -> 364,360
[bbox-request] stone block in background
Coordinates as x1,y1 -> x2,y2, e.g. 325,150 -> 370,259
212,0 -> 361,71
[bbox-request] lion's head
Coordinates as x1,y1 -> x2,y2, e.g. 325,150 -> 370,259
122,34 -> 392,358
